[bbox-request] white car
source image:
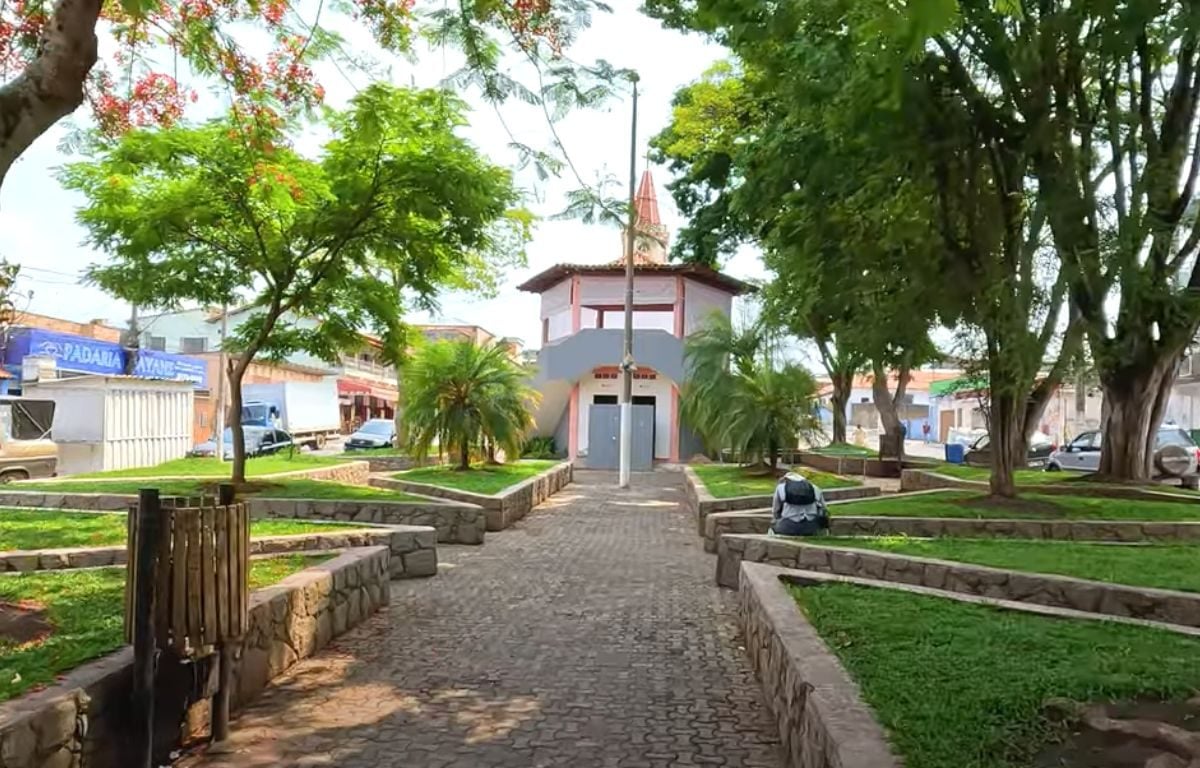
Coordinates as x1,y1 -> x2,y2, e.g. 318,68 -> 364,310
1047,426 -> 1199,476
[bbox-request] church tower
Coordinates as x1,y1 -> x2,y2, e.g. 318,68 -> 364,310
623,170 -> 670,265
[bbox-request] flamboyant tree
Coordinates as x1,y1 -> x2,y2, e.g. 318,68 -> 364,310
0,0 -> 613,189
63,84 -> 526,482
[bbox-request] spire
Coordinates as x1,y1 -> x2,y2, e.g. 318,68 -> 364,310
634,170 -> 661,227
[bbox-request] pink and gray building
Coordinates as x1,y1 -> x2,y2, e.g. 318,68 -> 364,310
518,171 -> 751,468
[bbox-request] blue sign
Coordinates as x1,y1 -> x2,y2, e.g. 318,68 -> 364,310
5,329 -> 208,389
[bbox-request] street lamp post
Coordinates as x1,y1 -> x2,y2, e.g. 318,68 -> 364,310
619,73 -> 639,489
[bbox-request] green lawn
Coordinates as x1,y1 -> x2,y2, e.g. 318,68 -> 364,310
395,460 -> 558,495
70,453 -> 347,479
0,510 -> 363,552
932,464 -> 1066,484
932,464 -> 1200,496
810,443 -> 877,457
793,582 -> 1200,768
9,478 -> 424,502
691,463 -> 860,498
835,490 -> 1200,521
0,555 -> 329,702
822,536 -> 1200,593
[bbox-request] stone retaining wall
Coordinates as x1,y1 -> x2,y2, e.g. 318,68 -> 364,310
249,497 -> 484,545
30,461 -> 371,488
739,562 -> 901,768
900,469 -> 1200,504
373,461 -> 573,531
345,455 -> 427,473
0,546 -> 389,768
683,467 -> 880,537
0,491 -> 485,545
797,452 -> 901,478
717,534 -> 1200,628
0,525 -> 439,579
703,509 -> 1200,552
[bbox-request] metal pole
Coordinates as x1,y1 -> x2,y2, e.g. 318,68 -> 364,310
212,483 -> 236,744
215,306 -> 228,463
619,74 -> 639,489
131,488 -> 161,768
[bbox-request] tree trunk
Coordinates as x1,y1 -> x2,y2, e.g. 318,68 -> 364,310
830,372 -> 851,444
392,367 -> 406,451
988,390 -> 1024,498
227,359 -> 249,484
871,360 -> 907,460
0,0 -> 101,190
458,440 -> 470,471
1099,357 -> 1177,480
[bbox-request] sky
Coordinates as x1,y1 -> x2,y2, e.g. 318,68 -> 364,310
0,0 -> 769,350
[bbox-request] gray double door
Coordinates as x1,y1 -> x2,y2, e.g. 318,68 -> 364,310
587,401 -> 655,470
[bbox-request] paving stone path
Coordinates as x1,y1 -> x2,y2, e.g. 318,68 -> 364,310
183,470 -> 784,767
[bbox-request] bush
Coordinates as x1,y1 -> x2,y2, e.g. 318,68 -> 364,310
522,436 -> 557,459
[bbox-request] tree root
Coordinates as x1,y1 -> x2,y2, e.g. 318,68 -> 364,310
1045,697 -> 1200,768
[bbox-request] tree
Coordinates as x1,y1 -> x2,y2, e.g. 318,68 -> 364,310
64,83 -> 525,482
0,0 -> 616,190
682,313 -> 820,468
403,339 -> 538,470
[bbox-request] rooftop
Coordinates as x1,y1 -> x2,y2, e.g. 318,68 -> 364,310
515,261 -> 754,296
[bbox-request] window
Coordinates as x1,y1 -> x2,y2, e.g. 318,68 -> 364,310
180,337 -> 208,354
147,336 -> 167,351
593,395 -> 618,405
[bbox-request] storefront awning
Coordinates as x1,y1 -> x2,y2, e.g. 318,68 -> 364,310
337,379 -> 372,395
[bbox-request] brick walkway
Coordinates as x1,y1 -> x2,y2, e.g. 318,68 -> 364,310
183,470 -> 784,768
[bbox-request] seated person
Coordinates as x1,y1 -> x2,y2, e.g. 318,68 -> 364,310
770,472 -> 829,537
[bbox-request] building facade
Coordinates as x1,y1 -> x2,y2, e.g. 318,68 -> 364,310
518,171 -> 751,466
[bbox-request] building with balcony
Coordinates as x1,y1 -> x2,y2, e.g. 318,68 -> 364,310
517,171 -> 752,468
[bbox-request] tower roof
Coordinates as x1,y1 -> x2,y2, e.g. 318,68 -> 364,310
634,170 -> 661,227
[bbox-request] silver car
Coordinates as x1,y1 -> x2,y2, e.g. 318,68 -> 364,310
1047,426 -> 1199,476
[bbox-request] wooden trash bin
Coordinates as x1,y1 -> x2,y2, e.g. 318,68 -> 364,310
124,494 -> 250,657
124,487 -> 248,766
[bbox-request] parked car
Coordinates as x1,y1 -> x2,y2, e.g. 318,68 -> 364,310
963,431 -> 1054,468
1047,425 -> 1199,476
344,418 -> 396,451
192,426 -> 295,460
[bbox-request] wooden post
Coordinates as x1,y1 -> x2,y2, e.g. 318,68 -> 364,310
131,488 -> 161,768
212,483 -> 236,745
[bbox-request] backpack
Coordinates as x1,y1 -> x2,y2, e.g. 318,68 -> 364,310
783,477 -> 817,506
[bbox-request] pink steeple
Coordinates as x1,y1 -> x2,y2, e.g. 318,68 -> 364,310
634,170 -> 661,227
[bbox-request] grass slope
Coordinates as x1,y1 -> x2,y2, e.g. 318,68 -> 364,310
933,464 -> 1200,495
0,510 -> 363,551
794,582 -> 1200,768
835,490 -> 1200,521
822,536 -> 1200,593
692,464 -> 861,498
395,460 -> 557,495
10,478 -> 424,502
71,453 -> 346,479
0,555 -> 329,702
810,443 -> 877,457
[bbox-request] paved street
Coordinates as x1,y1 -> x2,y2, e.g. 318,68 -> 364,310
183,470 -> 784,768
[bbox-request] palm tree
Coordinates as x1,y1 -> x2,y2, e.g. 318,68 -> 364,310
404,339 -> 539,470
682,313 -> 820,468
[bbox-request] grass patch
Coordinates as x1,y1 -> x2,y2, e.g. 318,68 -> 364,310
0,555 -> 328,702
822,536 -> 1200,593
932,464 -> 1065,484
810,443 -> 877,457
0,510 -> 363,551
691,463 -> 860,498
71,453 -> 346,479
395,460 -> 558,495
835,490 -> 1200,521
932,464 -> 1200,496
10,478 -> 425,502
340,447 -> 407,457
792,582 -> 1200,768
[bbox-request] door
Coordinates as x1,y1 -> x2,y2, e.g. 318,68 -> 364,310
1063,431 -> 1100,471
632,395 -> 656,457
586,404 -> 655,470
